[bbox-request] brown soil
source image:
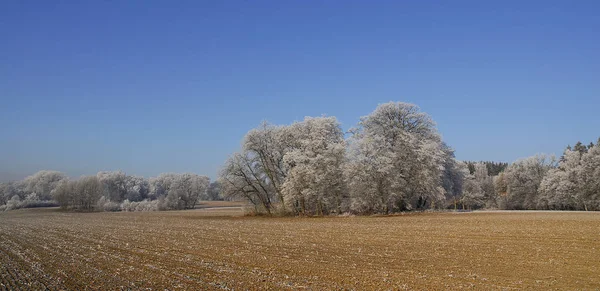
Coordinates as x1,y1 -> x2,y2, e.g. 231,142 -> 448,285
1,208 -> 599,290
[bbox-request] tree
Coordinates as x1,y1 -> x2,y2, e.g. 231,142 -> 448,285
441,152 -> 469,210
75,176 -> 104,211
149,173 -> 179,199
538,150 -> 581,210
573,141 -> 588,154
23,170 -> 68,201
578,144 -> 600,210
537,140 -> 600,211
53,180 -> 76,210
97,171 -> 128,202
53,176 -> 102,211
461,175 -> 484,210
503,154 -> 555,210
473,163 -> 496,208
281,116 -> 347,215
220,151 -> 276,214
243,122 -> 290,210
346,102 -> 446,213
124,175 -> 150,202
494,172 -> 508,208
0,181 -> 25,205
206,181 -> 222,201
96,171 -> 151,202
464,161 -> 508,176
219,121 -> 293,215
165,174 -> 210,209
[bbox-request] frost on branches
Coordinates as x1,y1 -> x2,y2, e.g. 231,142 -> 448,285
345,102 -> 446,213
2,102 -> 599,214
282,116 -> 347,215
219,117 -> 346,215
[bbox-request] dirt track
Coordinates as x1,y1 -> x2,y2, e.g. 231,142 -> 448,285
1,207 -> 599,290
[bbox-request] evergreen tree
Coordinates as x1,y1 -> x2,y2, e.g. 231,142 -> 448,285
574,141 -> 588,154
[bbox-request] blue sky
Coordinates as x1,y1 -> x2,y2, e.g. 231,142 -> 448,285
1,1 -> 599,181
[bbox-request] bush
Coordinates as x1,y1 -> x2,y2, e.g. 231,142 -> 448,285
120,199 -> 158,212
5,195 -> 22,211
164,191 -> 186,210
97,196 -> 120,212
0,194 -> 58,211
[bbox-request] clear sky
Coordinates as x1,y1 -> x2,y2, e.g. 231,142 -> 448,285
1,1 -> 599,181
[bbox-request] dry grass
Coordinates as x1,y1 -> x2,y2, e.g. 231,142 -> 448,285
1,207 -> 599,290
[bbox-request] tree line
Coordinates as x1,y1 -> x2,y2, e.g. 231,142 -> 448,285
1,101 -> 598,213
0,171 -> 221,212
464,161 -> 508,176
219,102 -> 600,214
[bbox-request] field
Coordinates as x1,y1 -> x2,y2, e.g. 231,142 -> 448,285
1,206 -> 599,290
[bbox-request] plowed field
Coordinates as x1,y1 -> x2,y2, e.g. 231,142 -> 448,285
1,207 -> 599,290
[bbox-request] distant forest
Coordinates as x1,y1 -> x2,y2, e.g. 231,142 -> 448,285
1,102 -> 599,213
465,161 -> 509,176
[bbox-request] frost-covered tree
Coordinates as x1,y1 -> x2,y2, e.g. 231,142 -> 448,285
96,171 -> 150,202
454,162 -> 493,210
206,181 -> 222,201
243,122 -> 290,209
346,102 -> 446,213
164,173 -> 210,210
53,180 -> 77,210
281,116 -> 347,215
219,122 -> 291,214
149,173 -> 179,199
539,142 -> 600,211
23,170 -> 68,201
53,176 -> 103,211
579,144 -> 600,210
440,145 -> 468,209
75,176 -> 103,211
538,150 -> 581,210
220,151 -> 276,214
461,175 -> 484,210
503,154 -> 555,210
473,163 -> 496,208
494,172 -> 508,208
97,171 -> 129,202
0,181 -> 25,205
124,175 -> 150,202
3,170 -> 214,212
0,183 -> 7,205
5,195 -> 22,211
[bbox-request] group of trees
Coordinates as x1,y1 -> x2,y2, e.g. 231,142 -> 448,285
0,170 -> 220,212
465,161 -> 508,176
537,141 -> 600,211
220,101 -> 600,215
221,102 -> 462,215
0,171 -> 67,211
2,102 -> 598,214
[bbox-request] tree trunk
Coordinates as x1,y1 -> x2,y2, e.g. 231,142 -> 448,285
317,199 -> 323,216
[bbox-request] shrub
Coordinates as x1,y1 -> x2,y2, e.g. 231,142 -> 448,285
5,195 -> 22,211
97,196 -> 120,212
120,199 -> 158,212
